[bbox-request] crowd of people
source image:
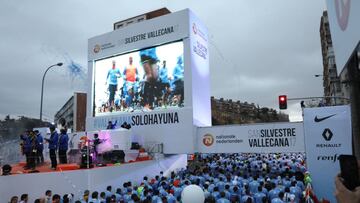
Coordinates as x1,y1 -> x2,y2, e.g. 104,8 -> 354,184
6,152 -> 360,202
7,153 -> 313,203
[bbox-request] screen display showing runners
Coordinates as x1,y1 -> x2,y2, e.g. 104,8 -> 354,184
93,41 -> 184,116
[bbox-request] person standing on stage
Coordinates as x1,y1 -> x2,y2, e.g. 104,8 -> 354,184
45,126 -> 58,170
105,60 -> 121,112
28,131 -> 38,170
35,130 -> 44,165
58,128 -> 69,164
93,133 -> 102,160
20,130 -> 31,169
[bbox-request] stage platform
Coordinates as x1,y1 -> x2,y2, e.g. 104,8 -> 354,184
10,158 -> 149,175
1,154 -> 187,202
10,150 -> 149,175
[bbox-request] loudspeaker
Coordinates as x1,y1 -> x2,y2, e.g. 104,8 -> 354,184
2,164 -> 12,175
102,150 -> 125,164
111,150 -> 125,163
131,142 -> 140,150
79,149 -> 93,169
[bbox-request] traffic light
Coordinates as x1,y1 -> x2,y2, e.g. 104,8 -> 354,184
279,95 -> 287,109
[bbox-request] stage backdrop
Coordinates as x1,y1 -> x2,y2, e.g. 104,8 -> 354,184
87,9 -> 211,154
304,105 -> 352,202
197,122 -> 304,153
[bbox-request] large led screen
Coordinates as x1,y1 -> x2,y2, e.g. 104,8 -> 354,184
93,41 -> 184,116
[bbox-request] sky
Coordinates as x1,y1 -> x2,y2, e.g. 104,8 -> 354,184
0,0 -> 326,122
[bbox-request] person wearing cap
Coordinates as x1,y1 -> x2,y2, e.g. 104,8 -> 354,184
105,60 -> 121,112
139,47 -> 161,110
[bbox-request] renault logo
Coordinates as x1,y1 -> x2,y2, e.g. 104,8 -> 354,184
322,128 -> 333,141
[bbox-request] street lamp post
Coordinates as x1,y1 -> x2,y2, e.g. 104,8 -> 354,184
40,63 -> 63,121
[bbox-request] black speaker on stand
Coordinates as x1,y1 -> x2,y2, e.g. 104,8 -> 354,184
79,146 -> 93,169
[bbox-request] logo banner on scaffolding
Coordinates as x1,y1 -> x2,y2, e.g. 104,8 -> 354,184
303,105 -> 352,202
197,122 -> 304,153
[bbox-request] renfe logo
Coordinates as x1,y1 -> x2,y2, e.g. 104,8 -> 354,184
203,134 -> 214,147
335,0 -> 351,31
317,154 -> 339,162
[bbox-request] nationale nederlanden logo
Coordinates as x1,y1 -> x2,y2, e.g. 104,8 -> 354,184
335,0 -> 351,31
93,44 -> 101,53
203,133 -> 214,147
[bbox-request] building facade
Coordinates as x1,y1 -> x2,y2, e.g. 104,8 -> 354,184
319,11 -> 347,105
54,92 -> 86,132
113,8 -> 171,30
211,97 -> 289,125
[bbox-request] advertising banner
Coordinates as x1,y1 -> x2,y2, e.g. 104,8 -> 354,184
197,122 -> 304,153
326,0 -> 360,73
88,9 -> 190,61
189,10 -> 211,127
303,105 -> 352,202
87,108 -> 194,154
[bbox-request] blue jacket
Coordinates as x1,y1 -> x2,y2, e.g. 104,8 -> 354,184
58,133 -> 69,151
48,132 -> 59,150
36,133 -> 44,151
20,134 -> 31,153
